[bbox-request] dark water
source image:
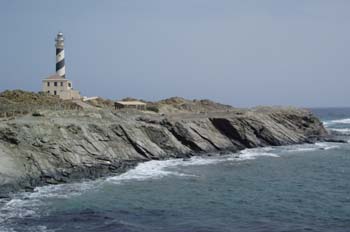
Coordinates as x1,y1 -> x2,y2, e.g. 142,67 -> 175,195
1,108 -> 350,232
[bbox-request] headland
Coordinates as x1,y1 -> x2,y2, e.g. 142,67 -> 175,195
0,90 -> 331,197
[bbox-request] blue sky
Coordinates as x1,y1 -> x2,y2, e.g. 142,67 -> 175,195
0,0 -> 349,107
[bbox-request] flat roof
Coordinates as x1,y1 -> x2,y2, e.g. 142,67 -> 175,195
43,74 -> 69,81
115,101 -> 146,106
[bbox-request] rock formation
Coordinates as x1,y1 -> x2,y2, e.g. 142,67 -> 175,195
0,103 -> 328,197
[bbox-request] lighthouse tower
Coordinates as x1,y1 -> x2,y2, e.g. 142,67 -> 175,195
42,32 -> 81,100
55,32 -> 66,78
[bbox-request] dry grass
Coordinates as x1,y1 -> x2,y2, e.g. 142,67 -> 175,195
0,90 -> 81,117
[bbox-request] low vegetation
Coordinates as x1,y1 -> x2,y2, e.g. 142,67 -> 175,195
0,90 -> 236,119
0,90 -> 81,118
146,105 -> 159,113
83,97 -> 114,109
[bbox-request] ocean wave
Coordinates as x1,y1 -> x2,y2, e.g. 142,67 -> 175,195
328,128 -> 350,135
315,142 -> 340,150
231,148 -> 280,161
108,148 -> 281,183
107,156 -> 222,183
0,225 -> 54,232
277,142 -> 340,153
324,118 -> 350,126
0,181 -> 100,231
19,226 -> 53,232
286,146 -> 319,152
110,144 -> 345,183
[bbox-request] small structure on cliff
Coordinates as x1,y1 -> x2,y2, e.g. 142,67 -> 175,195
114,101 -> 147,110
42,32 -> 81,100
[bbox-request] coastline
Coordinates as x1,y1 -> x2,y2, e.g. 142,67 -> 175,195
0,106 -> 329,198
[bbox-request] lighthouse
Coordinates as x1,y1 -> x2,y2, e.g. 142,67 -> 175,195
42,32 -> 81,100
55,32 -> 66,78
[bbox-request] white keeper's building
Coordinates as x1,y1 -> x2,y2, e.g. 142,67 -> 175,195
42,32 -> 81,100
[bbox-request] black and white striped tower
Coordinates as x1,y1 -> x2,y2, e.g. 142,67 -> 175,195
55,32 -> 65,78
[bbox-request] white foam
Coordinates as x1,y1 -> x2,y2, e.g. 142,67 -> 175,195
107,156 -> 225,183
108,160 -> 186,182
329,128 -> 350,134
315,142 -> 340,150
28,180 -> 97,199
332,118 -> 350,124
287,147 -> 318,152
0,198 -> 38,223
279,142 -> 341,153
0,226 -> 15,232
233,148 -> 280,161
0,225 -> 54,232
108,148 -> 282,183
0,180 -> 100,230
324,118 -> 350,126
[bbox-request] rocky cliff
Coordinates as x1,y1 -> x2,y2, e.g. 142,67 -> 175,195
0,106 -> 328,197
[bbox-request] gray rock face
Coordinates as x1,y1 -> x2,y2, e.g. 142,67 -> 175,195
0,107 -> 328,197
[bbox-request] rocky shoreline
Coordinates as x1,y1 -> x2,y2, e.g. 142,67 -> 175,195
0,106 -> 329,198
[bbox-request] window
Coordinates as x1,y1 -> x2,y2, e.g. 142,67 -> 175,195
68,83 -> 71,87
47,82 -> 50,87
54,91 -> 57,95
54,82 -> 58,86
47,91 -> 50,94
61,82 -> 63,86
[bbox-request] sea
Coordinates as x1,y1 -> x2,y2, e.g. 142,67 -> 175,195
0,108 -> 349,232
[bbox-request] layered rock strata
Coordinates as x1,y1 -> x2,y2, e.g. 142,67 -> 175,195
0,107 -> 328,197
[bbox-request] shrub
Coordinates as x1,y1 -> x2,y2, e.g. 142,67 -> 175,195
32,112 -> 44,117
146,106 -> 159,113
